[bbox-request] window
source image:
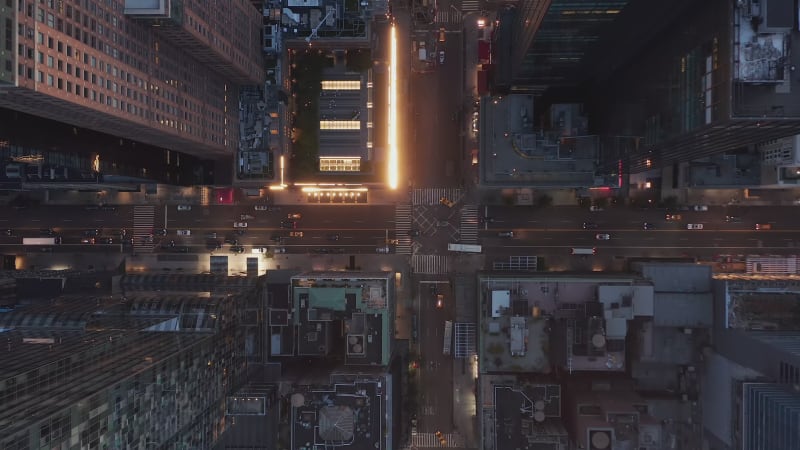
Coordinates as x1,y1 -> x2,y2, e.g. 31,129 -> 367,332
46,55 -> 53,67
37,32 -> 43,44
57,59 -> 62,71
66,45 -> 72,57
46,74 -> 53,86
57,78 -> 62,89
47,37 -> 53,49
57,41 -> 63,53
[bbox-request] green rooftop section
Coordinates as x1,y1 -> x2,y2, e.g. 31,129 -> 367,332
307,287 -> 359,311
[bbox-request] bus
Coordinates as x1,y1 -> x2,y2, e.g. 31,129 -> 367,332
571,247 -> 595,255
23,237 -> 60,245
448,243 -> 482,253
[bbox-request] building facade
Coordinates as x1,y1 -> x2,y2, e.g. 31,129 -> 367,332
0,0 -> 264,159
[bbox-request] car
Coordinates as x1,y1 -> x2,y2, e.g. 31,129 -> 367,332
81,238 -> 96,244
177,204 -> 192,211
230,246 -> 245,254
273,247 -> 286,254
254,205 -> 270,211
99,237 -> 113,244
755,223 -> 772,230
498,231 -> 514,238
251,247 -> 268,254
471,149 -> 478,165
687,223 -> 704,230
643,222 -> 656,230
225,238 -> 239,245
582,222 -> 599,230
595,233 -> 611,240
327,234 -> 340,241
438,50 -> 445,64
665,214 -> 682,221
725,215 -> 742,223
589,205 -> 604,212
376,246 -> 391,254
693,205 -> 709,211
239,214 -> 254,220
206,232 -> 218,239
471,112 -> 479,133
436,294 -> 444,309
439,197 -> 455,207
287,213 -> 302,219
438,27 -> 446,42
154,228 -> 168,236
281,220 -> 297,229
408,229 -> 420,237
233,222 -> 248,228
177,229 -> 191,236
4,229 -> 12,236
289,231 -> 304,237
83,229 -> 100,237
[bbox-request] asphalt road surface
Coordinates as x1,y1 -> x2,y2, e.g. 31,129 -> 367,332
0,204 -> 399,254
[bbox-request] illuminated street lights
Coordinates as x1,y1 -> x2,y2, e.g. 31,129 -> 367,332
387,24 -> 399,189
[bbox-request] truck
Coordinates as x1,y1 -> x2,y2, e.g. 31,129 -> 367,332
23,237 -> 59,245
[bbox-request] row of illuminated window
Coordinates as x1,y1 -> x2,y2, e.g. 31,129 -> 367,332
17,63 -> 227,141
321,80 -> 362,90
320,120 -> 361,130
319,158 -> 361,172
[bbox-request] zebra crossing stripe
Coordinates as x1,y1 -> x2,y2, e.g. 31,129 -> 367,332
133,206 -> 155,252
462,0 -> 480,11
411,432 -> 464,448
411,255 -> 450,274
412,188 -> 463,205
395,204 -> 413,255
459,205 -> 479,244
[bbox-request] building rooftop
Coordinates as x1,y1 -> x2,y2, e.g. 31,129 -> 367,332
271,272 -> 393,366
479,96 -> 601,188
492,384 -> 567,450
722,278 -> 800,330
478,273 -> 653,374
290,375 -> 388,450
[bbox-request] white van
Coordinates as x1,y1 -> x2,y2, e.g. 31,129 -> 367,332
177,230 -> 191,236
376,246 -> 390,254
571,247 -> 596,255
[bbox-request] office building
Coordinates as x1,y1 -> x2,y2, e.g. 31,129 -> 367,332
0,271 -> 259,449
0,0 -> 265,159
493,0 -> 632,93
595,0 -> 800,173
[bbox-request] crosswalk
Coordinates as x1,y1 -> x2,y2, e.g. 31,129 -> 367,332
459,205 -> 479,243
412,188 -> 463,206
462,0 -> 480,12
411,255 -> 450,275
132,206 -> 155,252
395,204 -> 413,255
435,9 -> 461,24
411,432 -> 464,448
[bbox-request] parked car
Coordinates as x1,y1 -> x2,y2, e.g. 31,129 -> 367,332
177,204 -> 191,211
498,231 -> 514,238
177,229 -> 191,236
273,247 -> 286,254
595,233 -> 611,240
233,222 -> 248,228
251,247 -> 268,254
687,223 -> 704,230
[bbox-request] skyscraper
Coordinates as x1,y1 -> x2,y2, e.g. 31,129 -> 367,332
0,0 -> 264,159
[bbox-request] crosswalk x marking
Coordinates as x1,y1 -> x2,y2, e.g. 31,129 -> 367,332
412,255 -> 450,275
133,206 -> 155,253
412,188 -> 463,206
395,204 -> 413,255
459,204 -> 479,244
411,432 -> 464,448
462,0 -> 480,12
